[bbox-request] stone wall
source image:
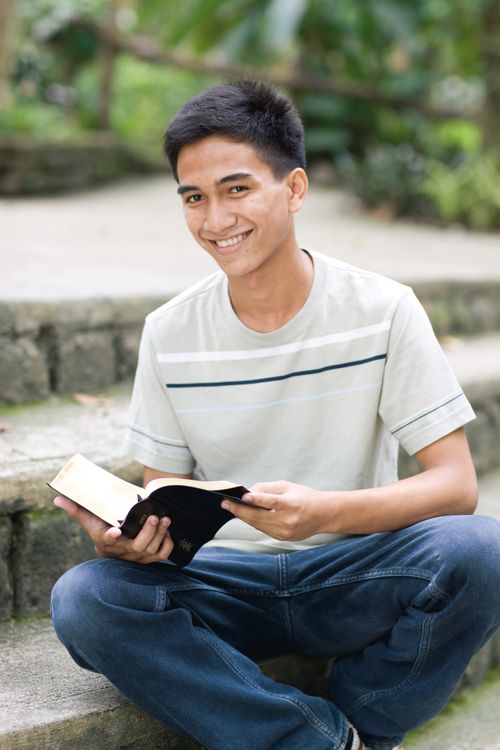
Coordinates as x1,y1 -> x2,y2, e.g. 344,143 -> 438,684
0,297 -> 166,403
2,281 -> 500,404
0,135 -> 161,195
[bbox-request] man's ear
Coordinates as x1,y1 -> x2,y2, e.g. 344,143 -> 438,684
286,168 -> 308,213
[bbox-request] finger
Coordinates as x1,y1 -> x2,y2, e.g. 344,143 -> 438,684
241,492 -> 281,510
125,524 -> 173,564
142,516 -> 171,555
103,525 -> 123,543
249,481 -> 288,494
131,515 -> 171,554
150,525 -> 174,560
53,495 -> 79,514
54,495 -> 112,536
221,499 -> 275,526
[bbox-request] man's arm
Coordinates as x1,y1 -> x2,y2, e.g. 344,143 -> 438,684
221,428 -> 478,541
54,467 -> 193,564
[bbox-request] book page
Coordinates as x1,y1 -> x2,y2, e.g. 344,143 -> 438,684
48,454 -> 143,527
145,476 -> 240,496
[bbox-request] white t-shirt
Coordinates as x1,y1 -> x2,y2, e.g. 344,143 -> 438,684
123,251 -> 475,553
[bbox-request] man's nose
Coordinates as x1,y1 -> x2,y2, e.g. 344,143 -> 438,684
203,200 -> 237,235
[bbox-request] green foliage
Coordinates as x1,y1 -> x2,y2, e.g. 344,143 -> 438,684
73,56 -> 209,158
0,97 -> 87,140
5,0 -> 500,229
338,145 -> 500,230
337,145 -> 431,218
110,58 -> 210,158
423,154 -> 500,230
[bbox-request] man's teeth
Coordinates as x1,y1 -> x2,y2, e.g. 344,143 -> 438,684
215,233 -> 247,248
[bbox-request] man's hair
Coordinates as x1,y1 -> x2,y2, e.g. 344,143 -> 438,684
164,79 -> 306,181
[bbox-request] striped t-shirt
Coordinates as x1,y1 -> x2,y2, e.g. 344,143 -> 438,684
123,250 -> 475,554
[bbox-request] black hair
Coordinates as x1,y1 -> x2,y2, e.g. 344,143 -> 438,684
164,79 -> 306,181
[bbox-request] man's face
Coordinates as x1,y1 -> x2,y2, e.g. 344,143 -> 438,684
176,135 -> 305,281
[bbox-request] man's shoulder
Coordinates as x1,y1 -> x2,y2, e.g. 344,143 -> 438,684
312,250 -> 412,307
145,270 -> 224,328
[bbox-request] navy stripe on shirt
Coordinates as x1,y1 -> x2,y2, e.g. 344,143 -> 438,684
166,353 -> 387,389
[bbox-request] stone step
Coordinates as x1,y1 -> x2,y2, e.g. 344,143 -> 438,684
1,279 -> 500,404
0,617 -> 498,750
1,332 -> 500,620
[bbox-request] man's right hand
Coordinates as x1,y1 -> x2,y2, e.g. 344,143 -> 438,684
54,495 -> 174,564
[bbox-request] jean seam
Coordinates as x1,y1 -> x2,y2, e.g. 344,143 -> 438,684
279,555 -> 294,650
160,568 -> 436,603
347,612 -> 436,713
197,629 -> 345,748
155,585 -> 167,612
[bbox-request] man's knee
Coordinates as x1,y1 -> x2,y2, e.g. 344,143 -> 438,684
426,515 -> 500,614
429,514 -> 500,568
51,559 -> 107,646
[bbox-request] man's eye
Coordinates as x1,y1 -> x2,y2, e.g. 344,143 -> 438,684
228,185 -> 247,194
186,194 -> 203,204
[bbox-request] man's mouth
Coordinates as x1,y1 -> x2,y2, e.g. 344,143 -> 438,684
213,231 -> 251,248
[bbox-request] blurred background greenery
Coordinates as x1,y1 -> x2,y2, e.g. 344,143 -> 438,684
1,0 -> 500,229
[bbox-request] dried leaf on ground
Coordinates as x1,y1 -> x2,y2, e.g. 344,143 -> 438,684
73,393 -> 113,408
438,335 -> 464,351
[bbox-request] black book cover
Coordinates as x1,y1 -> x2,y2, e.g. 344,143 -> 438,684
119,484 -> 249,566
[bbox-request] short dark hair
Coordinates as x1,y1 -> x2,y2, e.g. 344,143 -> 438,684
164,79 -> 306,181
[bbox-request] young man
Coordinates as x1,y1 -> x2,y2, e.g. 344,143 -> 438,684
52,81 -> 500,750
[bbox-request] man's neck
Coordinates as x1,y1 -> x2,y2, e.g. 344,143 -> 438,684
228,248 -> 314,333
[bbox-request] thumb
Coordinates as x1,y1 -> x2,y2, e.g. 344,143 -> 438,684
249,481 -> 288,495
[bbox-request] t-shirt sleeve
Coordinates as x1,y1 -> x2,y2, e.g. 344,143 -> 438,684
122,318 -> 195,474
378,290 -> 475,456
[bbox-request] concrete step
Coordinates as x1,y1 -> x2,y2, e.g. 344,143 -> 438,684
406,671 -> 500,749
0,618 -> 328,750
1,279 -> 500,404
0,331 -> 500,620
0,617 -> 498,750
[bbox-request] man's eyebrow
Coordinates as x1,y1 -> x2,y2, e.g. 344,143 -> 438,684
177,184 -> 199,195
177,172 -> 254,196
217,172 -> 253,186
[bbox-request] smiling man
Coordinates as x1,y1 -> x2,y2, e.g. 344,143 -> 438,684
51,81 -> 500,750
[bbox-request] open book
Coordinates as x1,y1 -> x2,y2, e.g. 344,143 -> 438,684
48,454 -> 250,566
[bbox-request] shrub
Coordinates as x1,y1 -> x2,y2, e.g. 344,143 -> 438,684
337,144 -> 432,220
423,154 -> 500,231
338,145 -> 500,231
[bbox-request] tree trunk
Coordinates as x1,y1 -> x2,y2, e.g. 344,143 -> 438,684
0,0 -> 16,109
97,0 -> 118,130
482,0 -> 500,146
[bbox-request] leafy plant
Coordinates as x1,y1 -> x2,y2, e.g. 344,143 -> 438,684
337,144 -> 432,219
423,154 -> 500,230
73,56 -> 209,158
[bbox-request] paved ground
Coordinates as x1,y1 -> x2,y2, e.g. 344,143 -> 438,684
1,175 -> 499,302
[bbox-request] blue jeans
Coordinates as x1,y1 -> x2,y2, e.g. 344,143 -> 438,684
51,515 -> 500,750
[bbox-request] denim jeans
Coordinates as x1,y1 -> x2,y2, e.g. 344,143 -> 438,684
51,515 -> 500,750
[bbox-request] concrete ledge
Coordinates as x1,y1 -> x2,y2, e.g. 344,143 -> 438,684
1,281 -> 500,403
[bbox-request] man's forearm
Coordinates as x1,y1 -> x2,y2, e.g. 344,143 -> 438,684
223,430 -> 478,542
319,464 -> 478,536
